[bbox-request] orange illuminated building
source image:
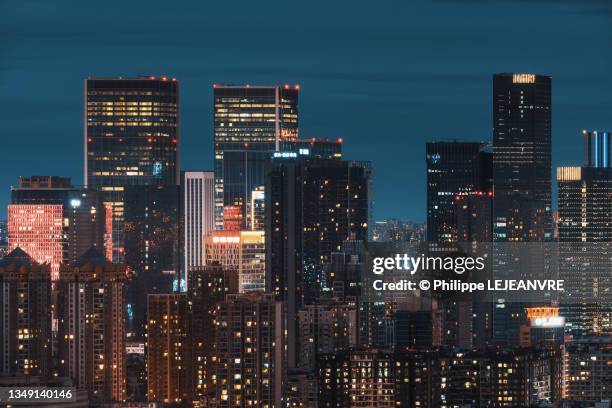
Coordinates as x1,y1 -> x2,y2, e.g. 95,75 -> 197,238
222,205 -> 242,231
7,204 -> 64,280
205,230 -> 265,293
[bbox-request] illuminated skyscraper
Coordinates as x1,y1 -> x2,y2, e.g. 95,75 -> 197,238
214,293 -> 285,408
7,204 -> 64,279
213,84 -> 298,229
181,171 -> 214,289
85,77 -> 179,262
492,73 -> 552,347
205,230 -> 265,293
0,248 -> 52,378
492,73 -> 552,242
57,248 -> 127,403
146,293 -> 194,405
558,130 -> 611,336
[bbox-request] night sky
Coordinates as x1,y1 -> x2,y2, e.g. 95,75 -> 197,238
2,0 -> 611,222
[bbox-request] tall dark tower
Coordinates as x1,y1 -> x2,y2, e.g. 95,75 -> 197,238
492,73 -> 552,242
266,156 -> 371,368
213,85 -> 299,229
85,77 -> 179,262
492,73 -> 552,347
426,141 -> 491,243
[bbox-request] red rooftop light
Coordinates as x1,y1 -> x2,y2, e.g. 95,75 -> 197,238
294,85 -> 300,90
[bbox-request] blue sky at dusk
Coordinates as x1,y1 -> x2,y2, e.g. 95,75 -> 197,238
2,0 -> 611,221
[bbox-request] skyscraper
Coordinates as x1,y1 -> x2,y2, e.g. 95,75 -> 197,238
57,248 -> 127,403
492,73 -> 552,242
181,171 -> 214,289
558,130 -> 611,336
426,141 -> 491,243
213,84 -> 298,229
266,157 -> 371,367
492,73 -> 552,347
146,293 -> 194,405
0,248 -> 52,378
85,77 -> 179,262
214,293 -> 285,408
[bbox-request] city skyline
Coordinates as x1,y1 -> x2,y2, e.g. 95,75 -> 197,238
3,0 -> 612,221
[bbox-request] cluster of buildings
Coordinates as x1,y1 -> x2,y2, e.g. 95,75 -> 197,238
0,73 -> 609,407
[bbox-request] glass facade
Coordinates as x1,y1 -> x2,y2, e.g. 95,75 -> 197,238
85,77 -> 179,261
213,85 -> 298,229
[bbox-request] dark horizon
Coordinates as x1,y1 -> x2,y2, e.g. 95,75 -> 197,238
2,0 -> 612,222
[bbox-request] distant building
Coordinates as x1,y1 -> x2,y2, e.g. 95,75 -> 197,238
214,293 -> 285,408
146,293 -> 193,405
371,219 -> 425,243
0,219 -> 8,258
85,77 -> 179,262
57,248 -> 127,403
205,230 -> 265,293
0,248 -> 52,378
181,171 -> 214,290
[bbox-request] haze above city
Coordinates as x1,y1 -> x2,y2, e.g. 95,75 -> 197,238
2,0 -> 611,220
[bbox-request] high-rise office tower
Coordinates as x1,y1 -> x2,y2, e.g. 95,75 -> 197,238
266,157 -> 371,368
213,84 -> 298,229
492,73 -> 552,242
189,264 -> 238,400
214,293 -> 285,408
11,176 -> 108,264
0,248 -> 52,377
492,73 -> 552,347
204,230 -> 265,293
85,77 -> 179,262
558,130 -> 611,336
181,171 -> 214,289
426,141 -> 491,243
57,248 -> 127,403
7,204 -> 64,279
146,293 -> 194,405
123,185 -> 180,337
